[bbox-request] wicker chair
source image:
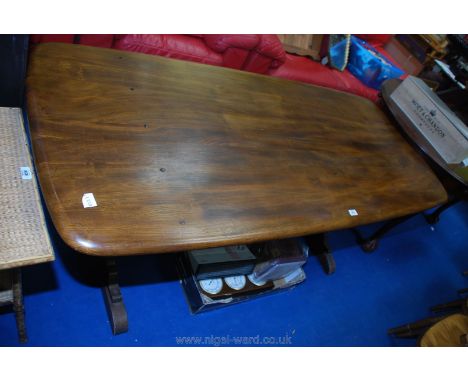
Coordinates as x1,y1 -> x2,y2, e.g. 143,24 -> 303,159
0,107 -> 54,342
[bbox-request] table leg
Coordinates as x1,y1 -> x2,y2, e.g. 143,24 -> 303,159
102,259 -> 128,335
12,268 -> 27,343
424,197 -> 461,225
306,233 -> 336,275
352,214 -> 416,253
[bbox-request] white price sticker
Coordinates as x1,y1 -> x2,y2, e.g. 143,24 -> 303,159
348,209 -> 358,216
20,167 -> 32,180
82,193 -> 98,208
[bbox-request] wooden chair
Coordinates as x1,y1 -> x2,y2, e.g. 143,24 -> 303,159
419,314 -> 468,346
388,271 -> 468,346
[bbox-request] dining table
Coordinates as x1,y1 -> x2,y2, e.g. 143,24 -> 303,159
26,43 -> 448,334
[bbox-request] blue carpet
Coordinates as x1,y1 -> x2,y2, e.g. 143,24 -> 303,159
1,199 -> 467,346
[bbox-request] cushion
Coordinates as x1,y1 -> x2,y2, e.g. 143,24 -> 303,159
113,34 -> 223,66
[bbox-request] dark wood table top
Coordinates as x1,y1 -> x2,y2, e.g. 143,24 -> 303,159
26,43 -> 447,256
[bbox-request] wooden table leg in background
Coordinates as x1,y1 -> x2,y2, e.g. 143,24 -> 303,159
424,197 -> 462,225
102,258 -> 128,335
306,233 -> 336,275
352,214 -> 417,253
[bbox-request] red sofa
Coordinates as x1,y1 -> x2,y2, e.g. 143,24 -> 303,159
29,34 -> 404,103
30,34 -> 260,70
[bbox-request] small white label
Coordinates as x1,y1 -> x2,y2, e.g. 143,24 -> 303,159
348,209 -> 358,216
462,158 -> 468,167
20,167 -> 32,180
82,193 -> 97,208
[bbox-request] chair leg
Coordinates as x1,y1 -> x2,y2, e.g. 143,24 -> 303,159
460,334 -> 468,346
388,315 -> 447,338
431,298 -> 468,314
12,268 -> 27,343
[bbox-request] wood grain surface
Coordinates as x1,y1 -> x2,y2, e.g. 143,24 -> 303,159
26,43 -> 447,256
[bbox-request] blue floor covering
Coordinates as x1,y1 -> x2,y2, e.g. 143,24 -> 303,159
1,200 -> 467,346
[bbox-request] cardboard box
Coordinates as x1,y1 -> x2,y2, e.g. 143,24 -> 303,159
278,34 -> 324,61
390,76 -> 468,183
384,37 -> 424,75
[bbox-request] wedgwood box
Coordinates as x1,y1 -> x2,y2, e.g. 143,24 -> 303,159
390,76 -> 468,183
